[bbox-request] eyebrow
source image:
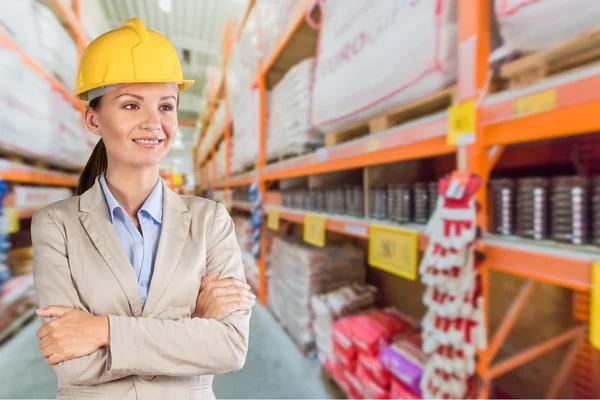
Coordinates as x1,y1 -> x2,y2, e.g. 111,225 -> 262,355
114,93 -> 143,100
114,93 -> 177,101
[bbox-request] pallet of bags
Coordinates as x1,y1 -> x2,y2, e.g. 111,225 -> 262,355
34,2 -> 78,91
495,0 -> 600,53
0,49 -> 55,159
257,0 -> 305,61
231,88 -> 261,173
267,237 -> 365,351
311,0 -> 458,134
312,283 -> 379,368
0,0 -> 41,63
267,58 -> 322,160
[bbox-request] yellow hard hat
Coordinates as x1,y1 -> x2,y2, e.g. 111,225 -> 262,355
74,18 -> 194,101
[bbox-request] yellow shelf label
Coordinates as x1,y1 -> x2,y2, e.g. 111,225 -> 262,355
513,89 -> 556,117
304,214 -> 326,247
6,209 -> 19,234
173,174 -> 183,185
368,225 -> 418,280
447,100 -> 476,146
267,208 -> 280,231
591,261 -> 600,349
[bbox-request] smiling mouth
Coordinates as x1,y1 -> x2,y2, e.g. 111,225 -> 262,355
132,138 -> 166,145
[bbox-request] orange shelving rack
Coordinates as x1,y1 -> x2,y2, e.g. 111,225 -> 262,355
196,1 -> 600,398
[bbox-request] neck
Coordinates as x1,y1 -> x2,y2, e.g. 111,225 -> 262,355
105,164 -> 160,217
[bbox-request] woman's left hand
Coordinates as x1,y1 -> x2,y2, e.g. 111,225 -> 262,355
35,306 -> 110,365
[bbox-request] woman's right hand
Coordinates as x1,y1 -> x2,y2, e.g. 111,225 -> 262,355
192,272 -> 255,320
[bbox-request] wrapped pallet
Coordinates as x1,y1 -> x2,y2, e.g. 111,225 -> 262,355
267,58 -> 322,159
311,0 -> 458,133
268,237 -> 366,349
257,0 -> 305,60
231,88 -> 261,173
495,0 -> 600,52
311,283 -> 378,367
34,2 -> 78,91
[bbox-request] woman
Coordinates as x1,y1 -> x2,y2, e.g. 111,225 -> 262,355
31,19 -> 253,400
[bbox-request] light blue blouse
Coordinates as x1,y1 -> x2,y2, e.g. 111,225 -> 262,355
99,173 -> 163,309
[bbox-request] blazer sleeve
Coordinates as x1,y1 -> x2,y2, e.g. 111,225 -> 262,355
31,208 -> 131,386
106,201 -> 251,377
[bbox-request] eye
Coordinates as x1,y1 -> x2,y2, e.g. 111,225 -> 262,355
123,103 -> 139,110
160,104 -> 174,111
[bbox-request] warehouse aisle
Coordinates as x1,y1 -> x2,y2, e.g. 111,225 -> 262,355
0,305 -> 333,399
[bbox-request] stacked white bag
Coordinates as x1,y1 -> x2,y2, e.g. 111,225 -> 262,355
226,5 -> 262,105
267,58 -> 322,159
268,237 -> 366,348
257,0 -> 305,60
0,0 -> 41,63
231,88 -> 261,173
0,49 -> 54,159
12,185 -> 73,210
0,49 -> 90,169
34,2 -> 78,92
311,283 -> 378,365
495,0 -> 600,52
311,0 -> 458,133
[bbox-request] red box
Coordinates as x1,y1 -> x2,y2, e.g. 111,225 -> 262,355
351,309 -> 416,355
343,369 -> 365,400
358,352 -> 391,388
391,377 -> 422,399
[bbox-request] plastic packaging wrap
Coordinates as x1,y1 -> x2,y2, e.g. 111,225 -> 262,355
0,0 -> 41,63
312,283 -> 378,365
268,237 -> 365,348
381,333 -> 427,397
34,2 -> 78,91
257,0 -> 305,60
226,5 -> 262,105
495,0 -> 600,52
311,0 -> 458,133
231,88 -> 261,173
0,49 -> 90,167
267,58 -> 322,159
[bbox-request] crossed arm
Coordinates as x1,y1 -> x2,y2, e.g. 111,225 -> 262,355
31,203 -> 252,386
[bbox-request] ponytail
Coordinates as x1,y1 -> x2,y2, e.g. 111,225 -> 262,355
76,95 -> 107,196
76,138 -> 108,196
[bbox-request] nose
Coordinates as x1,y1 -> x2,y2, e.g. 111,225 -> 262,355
140,108 -> 161,132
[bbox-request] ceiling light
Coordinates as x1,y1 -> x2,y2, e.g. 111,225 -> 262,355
159,0 -> 172,13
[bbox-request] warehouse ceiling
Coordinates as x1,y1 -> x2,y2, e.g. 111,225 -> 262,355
96,0 -> 246,121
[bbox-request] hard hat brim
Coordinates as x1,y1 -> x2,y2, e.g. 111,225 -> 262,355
75,79 -> 195,102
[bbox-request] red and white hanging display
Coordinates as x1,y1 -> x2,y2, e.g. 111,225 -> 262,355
419,173 -> 486,399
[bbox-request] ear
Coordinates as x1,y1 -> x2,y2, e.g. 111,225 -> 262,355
85,108 -> 102,136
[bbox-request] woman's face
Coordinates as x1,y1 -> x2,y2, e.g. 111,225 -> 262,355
85,82 -> 179,169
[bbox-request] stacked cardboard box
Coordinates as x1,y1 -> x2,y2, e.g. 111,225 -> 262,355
329,308 -> 419,399
268,237 -> 365,349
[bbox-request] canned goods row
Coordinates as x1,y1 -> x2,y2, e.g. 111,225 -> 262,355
491,176 -> 597,246
281,181 -> 439,224
281,187 -> 364,217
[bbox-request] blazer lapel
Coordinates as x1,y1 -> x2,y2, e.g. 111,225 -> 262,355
79,178 -> 143,317
142,181 -> 192,316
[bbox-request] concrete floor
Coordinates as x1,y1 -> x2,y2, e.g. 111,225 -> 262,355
0,305 -> 333,399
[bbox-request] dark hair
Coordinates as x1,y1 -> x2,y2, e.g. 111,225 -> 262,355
76,96 -> 108,196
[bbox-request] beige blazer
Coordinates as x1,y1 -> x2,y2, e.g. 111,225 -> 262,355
31,177 -> 250,400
